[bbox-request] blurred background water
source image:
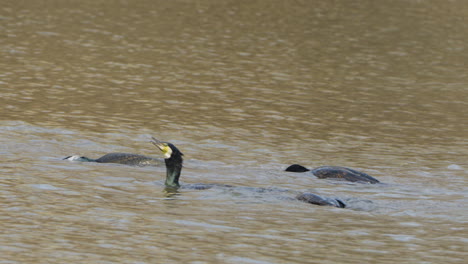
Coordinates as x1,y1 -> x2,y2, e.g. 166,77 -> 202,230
1,0 -> 467,263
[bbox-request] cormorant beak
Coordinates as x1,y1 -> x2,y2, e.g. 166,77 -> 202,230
151,137 -> 173,159
150,137 -> 164,150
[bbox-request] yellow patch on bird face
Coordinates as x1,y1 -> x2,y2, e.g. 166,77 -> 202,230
160,144 -> 173,159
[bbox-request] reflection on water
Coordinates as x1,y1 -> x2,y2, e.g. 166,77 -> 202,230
1,0 -> 467,263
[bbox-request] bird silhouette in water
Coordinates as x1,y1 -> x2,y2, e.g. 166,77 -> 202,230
285,164 -> 379,184
63,152 -> 163,166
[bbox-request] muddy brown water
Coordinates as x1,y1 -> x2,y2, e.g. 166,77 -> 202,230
1,1 -> 467,263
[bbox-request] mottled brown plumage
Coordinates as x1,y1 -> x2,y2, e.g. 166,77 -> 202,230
64,152 -> 163,166
95,153 -> 164,166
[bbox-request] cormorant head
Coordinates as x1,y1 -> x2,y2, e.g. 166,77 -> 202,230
151,137 -> 183,160
285,164 -> 310,172
63,155 -> 93,162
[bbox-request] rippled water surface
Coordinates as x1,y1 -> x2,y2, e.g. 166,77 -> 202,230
1,1 -> 467,263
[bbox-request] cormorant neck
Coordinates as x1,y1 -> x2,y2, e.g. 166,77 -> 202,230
81,156 -> 96,162
164,153 -> 183,188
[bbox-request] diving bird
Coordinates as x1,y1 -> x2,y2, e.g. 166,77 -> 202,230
285,164 -> 380,184
63,152 -> 163,166
151,137 -> 345,208
296,192 -> 346,208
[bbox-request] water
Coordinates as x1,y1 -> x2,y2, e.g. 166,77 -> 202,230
1,1 -> 467,263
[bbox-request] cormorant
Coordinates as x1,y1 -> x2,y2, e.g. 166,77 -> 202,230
151,137 -> 345,208
150,137 -> 184,188
296,192 -> 346,208
285,164 -> 379,184
63,152 -> 163,166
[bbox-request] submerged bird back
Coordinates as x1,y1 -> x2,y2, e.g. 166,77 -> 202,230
95,153 -> 164,166
311,166 -> 379,184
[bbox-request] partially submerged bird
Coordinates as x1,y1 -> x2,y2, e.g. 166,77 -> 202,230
149,138 -> 230,190
150,137 -> 184,188
296,193 -> 346,208
63,153 -> 163,166
151,137 -> 345,208
285,164 -> 380,184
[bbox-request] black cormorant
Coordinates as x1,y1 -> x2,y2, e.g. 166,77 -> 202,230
63,153 -> 163,166
296,192 -> 346,208
150,137 -> 184,188
285,164 -> 380,184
